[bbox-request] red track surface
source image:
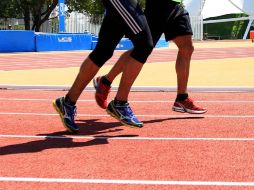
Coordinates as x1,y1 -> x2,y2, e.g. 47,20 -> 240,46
1,90 -> 254,190
0,46 -> 253,70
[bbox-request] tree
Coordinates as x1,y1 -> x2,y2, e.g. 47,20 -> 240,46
65,0 -> 145,24
1,0 -> 146,32
65,0 -> 104,25
0,0 -> 22,21
66,0 -> 104,15
16,0 -> 58,31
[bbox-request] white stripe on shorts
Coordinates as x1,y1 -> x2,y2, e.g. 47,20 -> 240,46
110,0 -> 142,34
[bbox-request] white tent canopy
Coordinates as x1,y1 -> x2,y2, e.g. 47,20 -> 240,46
183,0 -> 254,39
202,0 -> 242,19
202,0 -> 254,19
231,0 -> 254,15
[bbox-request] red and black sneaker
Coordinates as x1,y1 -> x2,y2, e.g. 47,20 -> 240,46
93,76 -> 111,109
172,97 -> 207,114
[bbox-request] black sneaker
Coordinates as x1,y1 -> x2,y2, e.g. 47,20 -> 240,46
106,100 -> 143,128
53,97 -> 79,133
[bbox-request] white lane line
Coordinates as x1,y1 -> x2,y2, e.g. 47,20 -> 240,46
0,112 -> 253,118
1,85 -> 254,92
1,134 -> 254,141
0,97 -> 254,103
0,177 -> 254,186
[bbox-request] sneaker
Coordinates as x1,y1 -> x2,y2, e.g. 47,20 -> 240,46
106,100 -> 143,128
93,76 -> 111,109
53,97 -> 79,133
172,97 -> 207,114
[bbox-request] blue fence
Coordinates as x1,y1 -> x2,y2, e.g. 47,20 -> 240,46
36,33 -> 92,51
91,37 -> 169,50
0,30 -> 35,52
0,30 -> 169,53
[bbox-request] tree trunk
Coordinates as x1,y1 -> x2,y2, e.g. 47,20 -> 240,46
32,15 -> 41,32
32,0 -> 58,32
23,3 -> 31,30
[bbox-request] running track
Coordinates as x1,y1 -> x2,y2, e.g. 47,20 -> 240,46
0,46 -> 253,70
1,90 -> 254,190
1,44 -> 254,189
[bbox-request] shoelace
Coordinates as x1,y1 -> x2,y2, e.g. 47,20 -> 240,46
184,98 -> 199,109
65,104 -> 77,121
118,103 -> 136,119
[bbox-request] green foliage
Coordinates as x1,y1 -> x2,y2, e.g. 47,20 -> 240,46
0,0 -> 146,31
0,0 -> 22,18
65,0 -> 105,24
138,0 -> 145,10
0,0 -> 59,31
204,14 -> 249,39
66,0 -> 104,15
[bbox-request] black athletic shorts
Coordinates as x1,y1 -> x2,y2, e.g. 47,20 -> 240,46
144,0 -> 193,45
89,0 -> 153,66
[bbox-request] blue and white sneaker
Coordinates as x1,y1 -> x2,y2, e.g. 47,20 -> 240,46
106,100 -> 143,128
53,97 -> 79,133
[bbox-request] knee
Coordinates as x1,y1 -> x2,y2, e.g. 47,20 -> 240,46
141,40 -> 154,57
179,43 -> 194,56
131,40 -> 154,63
89,48 -> 114,67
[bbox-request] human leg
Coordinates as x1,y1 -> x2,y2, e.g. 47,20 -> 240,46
163,4 -> 206,114
93,49 -> 146,127
106,50 -> 132,82
93,50 -> 131,109
173,34 -> 194,95
106,32 -> 153,127
172,35 -> 206,114
93,0 -> 167,109
104,0 -> 154,127
53,7 -> 124,133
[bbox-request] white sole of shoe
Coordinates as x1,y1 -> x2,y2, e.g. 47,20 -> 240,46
172,106 -> 207,114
